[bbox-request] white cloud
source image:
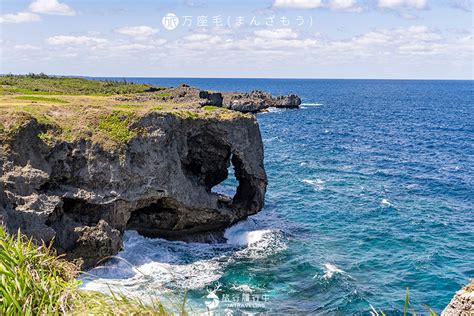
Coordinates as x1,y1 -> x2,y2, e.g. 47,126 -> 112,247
328,0 -> 358,10
115,26 -> 159,38
273,0 -> 323,9
114,43 -> 155,51
184,34 -> 215,42
29,0 -> 75,16
14,44 -> 41,50
46,35 -> 107,46
0,12 -> 41,24
378,0 -> 428,9
273,0 -> 359,11
336,25 -> 445,57
254,28 -> 298,39
182,34 -> 224,46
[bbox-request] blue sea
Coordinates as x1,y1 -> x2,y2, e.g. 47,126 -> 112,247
83,78 -> 474,314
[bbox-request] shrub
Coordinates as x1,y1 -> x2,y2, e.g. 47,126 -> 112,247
0,226 -> 183,315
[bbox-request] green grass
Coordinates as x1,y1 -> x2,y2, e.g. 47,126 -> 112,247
371,288 -> 437,316
1,74 -> 160,96
113,104 -> 141,109
0,227 -> 79,315
202,105 -> 223,111
0,226 -> 184,315
172,110 -> 200,119
156,93 -> 171,97
15,96 -> 68,103
98,111 -> 136,142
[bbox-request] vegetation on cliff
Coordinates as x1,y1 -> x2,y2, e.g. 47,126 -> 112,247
0,75 -> 245,148
0,74 -> 155,96
0,226 -> 184,315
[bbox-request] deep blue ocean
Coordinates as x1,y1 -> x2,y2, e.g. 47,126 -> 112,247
84,78 -> 474,315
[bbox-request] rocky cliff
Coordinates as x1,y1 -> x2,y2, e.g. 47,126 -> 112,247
222,90 -> 302,113
442,281 -> 474,316
0,112 -> 267,269
116,85 -> 302,113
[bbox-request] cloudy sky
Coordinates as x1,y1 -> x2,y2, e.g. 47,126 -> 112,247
1,0 -> 473,79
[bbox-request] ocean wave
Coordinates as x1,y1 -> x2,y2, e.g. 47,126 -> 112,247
301,102 -> 323,106
301,102 -> 323,109
323,263 -> 344,279
313,263 -> 353,281
380,198 -> 395,208
225,220 -> 288,259
81,218 -> 287,299
263,136 -> 279,143
261,107 -> 285,114
302,179 -> 325,191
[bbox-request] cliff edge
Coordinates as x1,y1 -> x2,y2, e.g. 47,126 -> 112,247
442,281 -> 474,316
0,75 -> 269,268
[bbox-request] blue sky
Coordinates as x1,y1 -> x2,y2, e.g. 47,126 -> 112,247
1,0 -> 473,79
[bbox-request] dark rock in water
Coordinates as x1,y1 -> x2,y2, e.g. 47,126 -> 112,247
273,94 -> 302,108
180,83 -> 190,88
223,90 -> 301,112
199,90 -> 224,106
0,113 -> 267,269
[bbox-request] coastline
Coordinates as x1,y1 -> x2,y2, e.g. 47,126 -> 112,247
1,75 -> 472,314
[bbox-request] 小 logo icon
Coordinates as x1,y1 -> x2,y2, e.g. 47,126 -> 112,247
162,13 -> 179,30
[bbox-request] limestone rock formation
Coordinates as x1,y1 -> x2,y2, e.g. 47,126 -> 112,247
442,281 -> 474,316
199,91 -> 224,106
223,90 -> 302,113
113,86 -> 301,113
0,113 -> 267,269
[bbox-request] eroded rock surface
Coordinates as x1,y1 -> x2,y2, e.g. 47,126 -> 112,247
114,86 -> 301,113
0,113 -> 267,269
442,281 -> 474,316
223,90 -> 302,113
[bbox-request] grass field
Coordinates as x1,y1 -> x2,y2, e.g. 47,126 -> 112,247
0,74 -> 244,148
0,74 -> 156,96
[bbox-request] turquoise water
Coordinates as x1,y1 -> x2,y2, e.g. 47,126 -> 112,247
84,79 -> 474,314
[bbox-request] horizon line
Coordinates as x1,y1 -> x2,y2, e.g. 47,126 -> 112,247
2,73 -> 473,81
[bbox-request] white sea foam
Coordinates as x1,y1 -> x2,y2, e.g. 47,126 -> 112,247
224,222 -> 272,247
312,263 -> 352,281
302,179 -> 325,191
224,220 -> 287,259
265,107 -> 285,113
81,218 -> 287,302
323,263 -> 344,279
81,232 -> 227,296
263,136 -> 279,143
231,284 -> 254,293
301,102 -> 323,107
380,198 -> 394,208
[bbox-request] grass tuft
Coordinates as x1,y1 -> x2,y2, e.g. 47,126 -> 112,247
0,227 -> 79,315
15,96 -> 68,103
98,111 -> 135,143
202,105 -> 223,111
0,226 -> 184,315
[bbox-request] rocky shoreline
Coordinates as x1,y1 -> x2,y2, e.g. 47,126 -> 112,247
117,84 -> 302,113
0,80 -> 301,269
442,281 -> 474,315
